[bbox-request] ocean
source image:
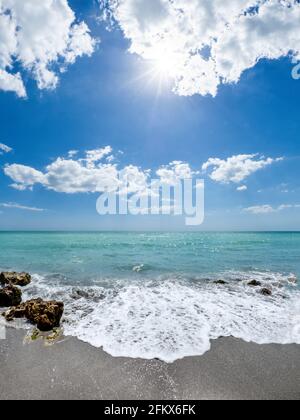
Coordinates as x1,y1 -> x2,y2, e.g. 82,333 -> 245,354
1,231 -> 300,362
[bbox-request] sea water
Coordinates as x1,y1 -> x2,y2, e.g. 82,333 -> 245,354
0,231 -> 299,362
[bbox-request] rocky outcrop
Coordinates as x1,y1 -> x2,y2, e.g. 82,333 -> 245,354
0,272 -> 31,287
1,270 -> 64,331
0,286 -> 22,307
248,280 -> 262,287
25,299 -> 64,331
260,288 -> 272,296
3,298 -> 64,331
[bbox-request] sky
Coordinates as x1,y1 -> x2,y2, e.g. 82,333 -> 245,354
0,0 -> 300,231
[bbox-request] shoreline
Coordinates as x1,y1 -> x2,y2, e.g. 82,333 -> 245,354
0,327 -> 299,400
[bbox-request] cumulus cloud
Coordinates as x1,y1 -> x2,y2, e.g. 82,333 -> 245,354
4,164 -> 46,190
4,149 -> 119,194
4,148 -> 279,195
0,69 -> 26,97
0,142 -> 12,154
202,154 -> 283,184
0,0 -> 96,97
3,148 -> 198,195
43,158 -> 119,194
244,204 -> 300,214
0,202 -> 45,212
102,0 -> 300,96
4,147 -> 150,194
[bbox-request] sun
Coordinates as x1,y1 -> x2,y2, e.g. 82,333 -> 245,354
152,53 -> 177,79
137,49 -> 179,96
129,47 -> 179,95
149,48 -> 179,82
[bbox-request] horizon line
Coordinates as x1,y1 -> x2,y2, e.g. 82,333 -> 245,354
0,230 -> 299,234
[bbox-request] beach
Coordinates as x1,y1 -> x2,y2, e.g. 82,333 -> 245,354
1,232 -> 300,400
0,327 -> 299,400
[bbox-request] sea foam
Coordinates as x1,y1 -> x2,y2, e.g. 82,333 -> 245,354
18,271 -> 300,363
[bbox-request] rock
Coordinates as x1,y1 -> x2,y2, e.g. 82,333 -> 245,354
2,303 -> 26,321
71,289 -> 90,300
248,280 -> 262,287
24,299 -> 64,331
2,299 -> 64,331
214,280 -> 228,285
0,272 -> 31,287
71,289 -> 106,302
260,288 -> 272,296
0,286 -> 22,307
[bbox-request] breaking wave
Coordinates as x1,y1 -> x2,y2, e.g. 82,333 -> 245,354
12,270 -> 300,363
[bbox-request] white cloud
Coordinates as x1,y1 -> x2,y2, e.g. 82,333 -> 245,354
119,165 -> 150,194
44,158 -> 119,194
237,185 -> 248,192
156,161 -> 195,186
3,147 -> 151,194
0,202 -> 45,212
244,204 -> 300,214
4,164 -> 46,190
202,154 -> 283,184
0,0 -> 96,97
102,0 -> 300,96
278,204 -> 300,211
83,146 -> 113,169
4,149 -> 282,196
3,149 -> 199,195
244,205 -> 276,214
0,69 -> 26,97
0,142 -> 12,154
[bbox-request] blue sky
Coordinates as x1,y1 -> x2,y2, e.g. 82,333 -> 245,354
0,0 -> 300,230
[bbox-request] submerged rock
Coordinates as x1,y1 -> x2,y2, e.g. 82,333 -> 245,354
2,298 -> 64,331
214,280 -> 228,285
0,272 -> 31,287
260,288 -> 272,296
248,280 -> 262,287
71,288 -> 106,302
71,289 -> 90,300
0,286 -> 22,307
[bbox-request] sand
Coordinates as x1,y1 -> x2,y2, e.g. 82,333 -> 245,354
0,327 -> 299,400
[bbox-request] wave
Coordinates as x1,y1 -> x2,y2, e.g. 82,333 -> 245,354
132,264 -> 146,273
3,271 -> 299,363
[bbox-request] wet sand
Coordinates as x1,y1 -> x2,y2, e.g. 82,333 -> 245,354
0,328 -> 299,400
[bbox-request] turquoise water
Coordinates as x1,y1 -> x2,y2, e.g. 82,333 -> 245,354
0,231 -> 300,283
1,232 -> 300,362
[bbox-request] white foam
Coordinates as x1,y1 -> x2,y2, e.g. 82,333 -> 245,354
132,264 -> 145,273
18,271 -> 300,363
